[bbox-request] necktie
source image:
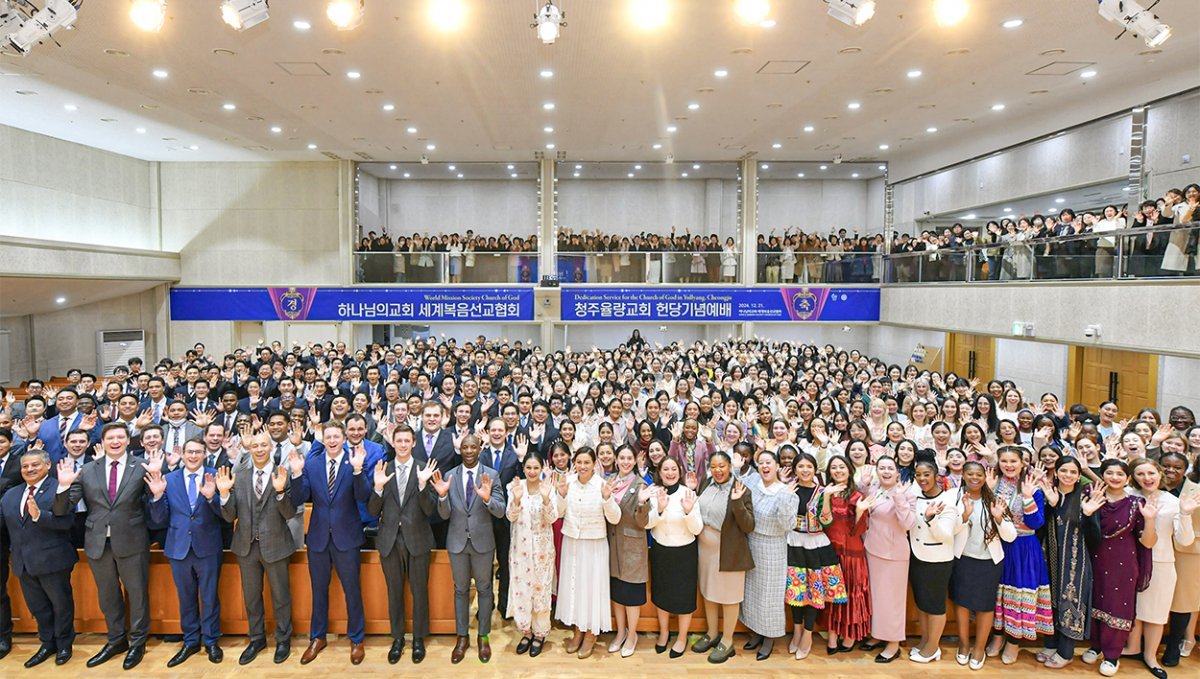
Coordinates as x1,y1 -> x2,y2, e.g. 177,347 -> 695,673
226,413 -> 234,431
59,415 -> 70,442
397,463 -> 408,498
275,442 -> 283,463
187,472 -> 198,509
507,433 -> 514,447
425,432 -> 434,451
494,449 -> 502,470
108,460 -> 119,502
328,458 -> 337,493
22,485 -> 35,519
466,469 -> 476,509
255,469 -> 265,497
153,403 -> 161,422
207,454 -> 216,469
171,425 -> 182,451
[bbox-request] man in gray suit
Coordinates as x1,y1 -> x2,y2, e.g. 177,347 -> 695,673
432,434 -> 504,664
159,400 -> 204,458
367,424 -> 437,664
52,422 -> 153,670
216,432 -> 298,666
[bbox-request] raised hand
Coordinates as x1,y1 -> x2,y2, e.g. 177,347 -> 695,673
1020,477 -> 1037,499
56,457 -> 82,487
134,408 -> 154,430
143,449 -> 165,474
289,420 -> 304,446
25,493 -> 41,521
286,449 -> 305,477
215,466 -> 235,496
1081,485 -> 1107,516
990,498 -> 1007,520
511,478 -> 525,505
985,466 -> 999,491
539,479 -> 552,500
655,485 -> 669,509
684,471 -> 698,491
680,487 -> 698,513
515,433 -> 530,460
731,450 -> 745,472
79,412 -> 99,431
271,465 -> 289,493
199,473 -> 217,499
348,444 -> 366,473
475,473 -> 493,501
417,459 -> 438,485
731,479 -> 747,501
556,471 -> 570,498
191,410 -> 215,428
144,468 -> 167,498
1140,497 -> 1160,520
601,476 -> 615,501
372,460 -> 394,490
924,499 -> 945,520
430,469 -> 450,497
961,495 -> 974,523
1179,492 -> 1198,516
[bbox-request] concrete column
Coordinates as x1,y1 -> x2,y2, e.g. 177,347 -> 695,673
539,158 -> 556,280
740,159 -> 757,283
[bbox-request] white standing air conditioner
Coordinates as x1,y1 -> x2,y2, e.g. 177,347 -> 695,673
96,330 -> 146,377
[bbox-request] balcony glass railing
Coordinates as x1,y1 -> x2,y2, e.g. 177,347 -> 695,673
555,251 -> 740,284
355,251 -> 540,284
755,252 -> 885,284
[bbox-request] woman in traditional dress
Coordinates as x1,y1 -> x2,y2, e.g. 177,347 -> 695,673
1039,456 -> 1093,668
506,455 -> 559,656
785,452 -> 846,660
821,454 -> 871,653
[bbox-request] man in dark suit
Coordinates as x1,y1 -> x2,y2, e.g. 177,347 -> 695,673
52,422 -> 153,670
0,449 -> 77,667
0,427 -> 24,659
186,380 -> 218,418
413,400 -> 461,548
147,438 -> 225,666
340,414 -> 386,535
218,432 -> 297,665
432,434 -> 505,664
479,418 -> 522,619
60,430 -> 93,548
34,388 -> 97,463
367,425 -> 436,664
286,422 -> 370,665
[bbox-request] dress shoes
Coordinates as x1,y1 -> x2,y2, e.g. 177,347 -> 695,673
350,641 -> 365,665
24,644 -> 56,668
206,643 -> 223,663
388,638 -> 405,664
55,646 -> 72,665
122,644 -> 146,670
239,639 -> 267,665
86,640 -> 129,667
273,641 -> 290,664
167,644 -> 201,668
478,635 -> 492,663
451,635 -> 469,664
0,637 -> 11,660
411,639 -> 426,664
299,638 -> 327,665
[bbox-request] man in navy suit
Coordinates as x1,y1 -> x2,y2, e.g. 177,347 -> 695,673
287,421 -> 370,665
137,377 -> 170,425
0,449 -> 77,667
337,414 -> 386,534
480,417 -> 522,618
34,388 -> 98,463
413,400 -> 461,548
147,438 -> 225,666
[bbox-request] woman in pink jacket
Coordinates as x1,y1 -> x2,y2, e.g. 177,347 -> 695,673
858,456 -> 915,663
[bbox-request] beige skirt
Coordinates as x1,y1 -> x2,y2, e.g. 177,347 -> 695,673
698,525 -> 746,605
1171,551 -> 1200,613
1136,560 -> 1176,625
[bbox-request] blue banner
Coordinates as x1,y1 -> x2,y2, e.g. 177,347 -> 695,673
170,287 -> 535,322
560,286 -> 880,322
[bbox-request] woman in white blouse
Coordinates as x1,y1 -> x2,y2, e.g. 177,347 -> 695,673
1124,457 -> 1196,678
646,456 -> 704,657
554,447 -> 622,659
908,458 -> 960,663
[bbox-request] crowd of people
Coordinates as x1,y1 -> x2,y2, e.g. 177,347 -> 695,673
356,231 -> 540,283
3,334 -> 1196,674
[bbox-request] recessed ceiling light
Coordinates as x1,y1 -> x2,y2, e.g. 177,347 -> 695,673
926,126 -> 938,133
189,145 -> 200,150
681,172 -> 689,177
270,125 -> 282,133
307,143 -> 317,149
851,172 -> 860,178
667,125 -> 678,133
878,165 -> 886,170
1003,207 -> 1013,212
1080,70 -> 1097,79
426,144 -> 436,150
543,102 -> 555,110
803,125 -> 815,132
634,165 -> 642,170
383,103 -> 395,111
879,144 -> 889,150
819,165 -> 828,170
389,164 -> 397,170
448,164 -> 456,170
512,173 -> 520,178
135,127 -> 146,134
714,69 -> 728,78
546,143 -> 555,149
772,143 -> 782,149
1055,197 -> 1065,203
1002,18 -> 1023,29
572,172 -> 580,177
991,103 -> 1006,111
223,103 -> 237,111
63,104 -> 77,111
692,163 -> 700,169
152,68 -> 169,79
403,172 -> 411,178
345,71 -> 362,80
796,173 -> 805,177
540,69 -> 554,78
847,102 -> 861,110
653,143 -> 662,149
963,213 -> 977,219
544,126 -> 554,132
907,70 -> 922,78
457,173 -> 464,178
627,173 -> 635,178
294,19 -> 312,30
687,102 -> 700,110
55,296 -> 66,304
407,127 -> 417,134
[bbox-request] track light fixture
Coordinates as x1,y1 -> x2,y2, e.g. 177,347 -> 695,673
826,0 -> 875,26
326,0 -> 364,31
221,0 -> 269,31
1097,0 -> 1171,47
129,0 -> 166,32
533,1 -> 565,44
2,0 -> 79,55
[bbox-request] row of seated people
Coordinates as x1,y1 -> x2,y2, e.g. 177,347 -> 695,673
0,335 -> 1197,675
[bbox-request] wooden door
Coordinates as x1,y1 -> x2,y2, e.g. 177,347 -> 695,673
1076,347 -> 1158,416
946,333 -> 995,384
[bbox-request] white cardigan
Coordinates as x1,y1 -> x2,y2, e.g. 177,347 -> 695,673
909,490 -> 961,563
952,501 -> 1018,564
554,473 -> 621,540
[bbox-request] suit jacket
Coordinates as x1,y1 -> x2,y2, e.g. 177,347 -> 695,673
53,454 -> 153,560
478,444 -> 521,494
435,464 -> 505,553
696,476 -> 756,571
667,438 -> 714,477
36,412 -> 97,462
0,452 -> 22,499
606,478 -> 651,582
309,438 -> 386,527
290,448 -> 371,552
236,397 -> 268,420
366,458 -> 436,558
137,398 -> 171,425
1,477 -> 78,577
160,421 -> 204,452
413,429 -> 461,474
220,463 -> 299,563
148,467 -> 224,560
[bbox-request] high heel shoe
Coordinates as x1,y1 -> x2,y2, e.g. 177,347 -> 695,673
607,633 -> 626,654
743,634 -> 763,651
910,647 -> 942,664
565,633 -> 584,655
757,638 -> 775,662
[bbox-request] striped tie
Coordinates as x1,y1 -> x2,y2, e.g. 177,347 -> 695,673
328,458 -> 337,493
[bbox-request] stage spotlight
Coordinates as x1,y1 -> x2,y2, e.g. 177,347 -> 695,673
1097,0 -> 1171,47
221,0 -> 269,32
827,0 -> 875,27
932,0 -> 967,27
129,0 -> 166,32
533,1 -> 565,44
733,0 -> 769,25
5,0 -> 79,55
326,0 -> 364,31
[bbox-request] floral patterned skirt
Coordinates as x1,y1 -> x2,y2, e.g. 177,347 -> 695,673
785,543 -> 846,609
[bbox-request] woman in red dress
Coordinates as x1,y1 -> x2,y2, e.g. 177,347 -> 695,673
821,454 -> 872,652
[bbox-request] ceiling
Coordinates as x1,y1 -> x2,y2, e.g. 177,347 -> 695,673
0,276 -> 166,317
924,180 -> 1132,223
1,1 -> 1197,166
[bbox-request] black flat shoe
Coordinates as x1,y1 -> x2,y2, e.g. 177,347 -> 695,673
24,645 -> 56,668
411,640 -> 426,664
55,647 -> 72,665
876,649 -> 900,663
515,636 -> 532,655
167,644 -> 201,668
839,643 -> 856,653
528,637 -> 544,658
388,638 -> 405,664
860,639 -> 885,652
122,645 -> 145,670
273,641 -> 290,664
240,639 -> 267,665
1147,666 -> 1168,679
743,634 -> 763,651
87,640 -> 128,668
